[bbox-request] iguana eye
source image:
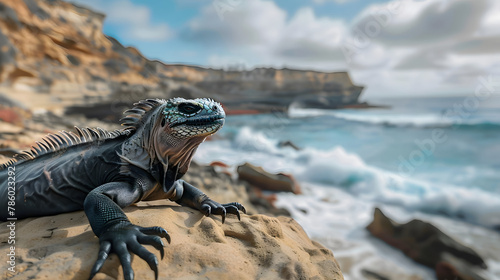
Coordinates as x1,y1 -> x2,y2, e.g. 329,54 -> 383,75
178,103 -> 201,114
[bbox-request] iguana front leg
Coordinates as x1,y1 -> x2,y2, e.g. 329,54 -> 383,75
173,180 -> 246,223
84,182 -> 170,280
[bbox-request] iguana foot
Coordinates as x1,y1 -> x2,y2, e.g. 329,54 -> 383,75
200,199 -> 246,223
89,223 -> 170,280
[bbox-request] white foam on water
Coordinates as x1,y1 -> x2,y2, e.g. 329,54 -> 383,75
194,126 -> 500,279
288,107 -> 500,128
196,127 -> 500,229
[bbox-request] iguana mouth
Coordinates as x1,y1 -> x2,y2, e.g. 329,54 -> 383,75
170,115 -> 225,128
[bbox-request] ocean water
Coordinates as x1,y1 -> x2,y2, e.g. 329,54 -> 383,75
194,95 -> 500,279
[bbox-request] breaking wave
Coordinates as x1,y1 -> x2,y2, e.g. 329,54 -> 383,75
288,107 -> 500,129
195,127 -> 500,229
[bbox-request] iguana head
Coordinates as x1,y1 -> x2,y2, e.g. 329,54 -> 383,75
122,98 -> 225,177
161,97 -> 225,139
155,97 -> 225,179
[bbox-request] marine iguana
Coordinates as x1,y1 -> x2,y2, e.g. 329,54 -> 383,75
0,98 -> 246,280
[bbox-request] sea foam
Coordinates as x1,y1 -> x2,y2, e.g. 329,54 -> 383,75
289,107 -> 500,129
195,127 -> 500,229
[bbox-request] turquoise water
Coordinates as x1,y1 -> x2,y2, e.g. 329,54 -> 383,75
195,95 -> 500,228
226,96 -> 500,191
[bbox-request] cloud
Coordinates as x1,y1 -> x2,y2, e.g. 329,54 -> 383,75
182,1 -> 348,70
183,0 -> 286,48
480,0 -> 500,36
181,0 -> 500,96
276,8 -> 347,62
392,49 -> 449,70
69,0 -> 172,42
351,0 -> 490,47
313,0 -> 355,4
451,37 -> 500,55
344,0 -> 500,96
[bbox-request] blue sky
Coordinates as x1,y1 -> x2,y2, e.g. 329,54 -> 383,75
70,0 -> 500,98
76,0 -> 387,64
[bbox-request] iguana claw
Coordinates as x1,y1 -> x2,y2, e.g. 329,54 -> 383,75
88,223 -> 170,280
222,202 -> 246,215
200,199 -> 246,224
223,203 -> 242,221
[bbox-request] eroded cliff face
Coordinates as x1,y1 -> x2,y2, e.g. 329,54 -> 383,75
0,0 -> 162,111
163,66 -> 364,113
0,0 -> 363,117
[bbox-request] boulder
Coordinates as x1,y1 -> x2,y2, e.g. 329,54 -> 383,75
366,208 -> 487,280
0,202 -> 343,280
237,162 -> 301,194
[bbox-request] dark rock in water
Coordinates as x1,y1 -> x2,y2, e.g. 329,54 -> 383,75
237,162 -> 301,194
366,208 -> 488,280
278,140 -> 301,151
436,256 -> 487,280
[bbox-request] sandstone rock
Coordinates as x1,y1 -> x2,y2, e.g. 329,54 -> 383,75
0,0 -> 365,116
237,162 -> 302,194
367,208 -> 487,280
0,202 -> 343,280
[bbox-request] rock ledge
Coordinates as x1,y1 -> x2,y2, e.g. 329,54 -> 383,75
0,201 -> 343,280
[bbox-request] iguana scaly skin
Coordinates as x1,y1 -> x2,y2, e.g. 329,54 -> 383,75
0,98 -> 245,280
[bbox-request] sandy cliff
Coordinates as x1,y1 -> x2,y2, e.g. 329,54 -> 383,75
0,0 -> 363,117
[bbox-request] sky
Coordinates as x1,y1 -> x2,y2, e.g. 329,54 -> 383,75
68,0 -> 500,99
